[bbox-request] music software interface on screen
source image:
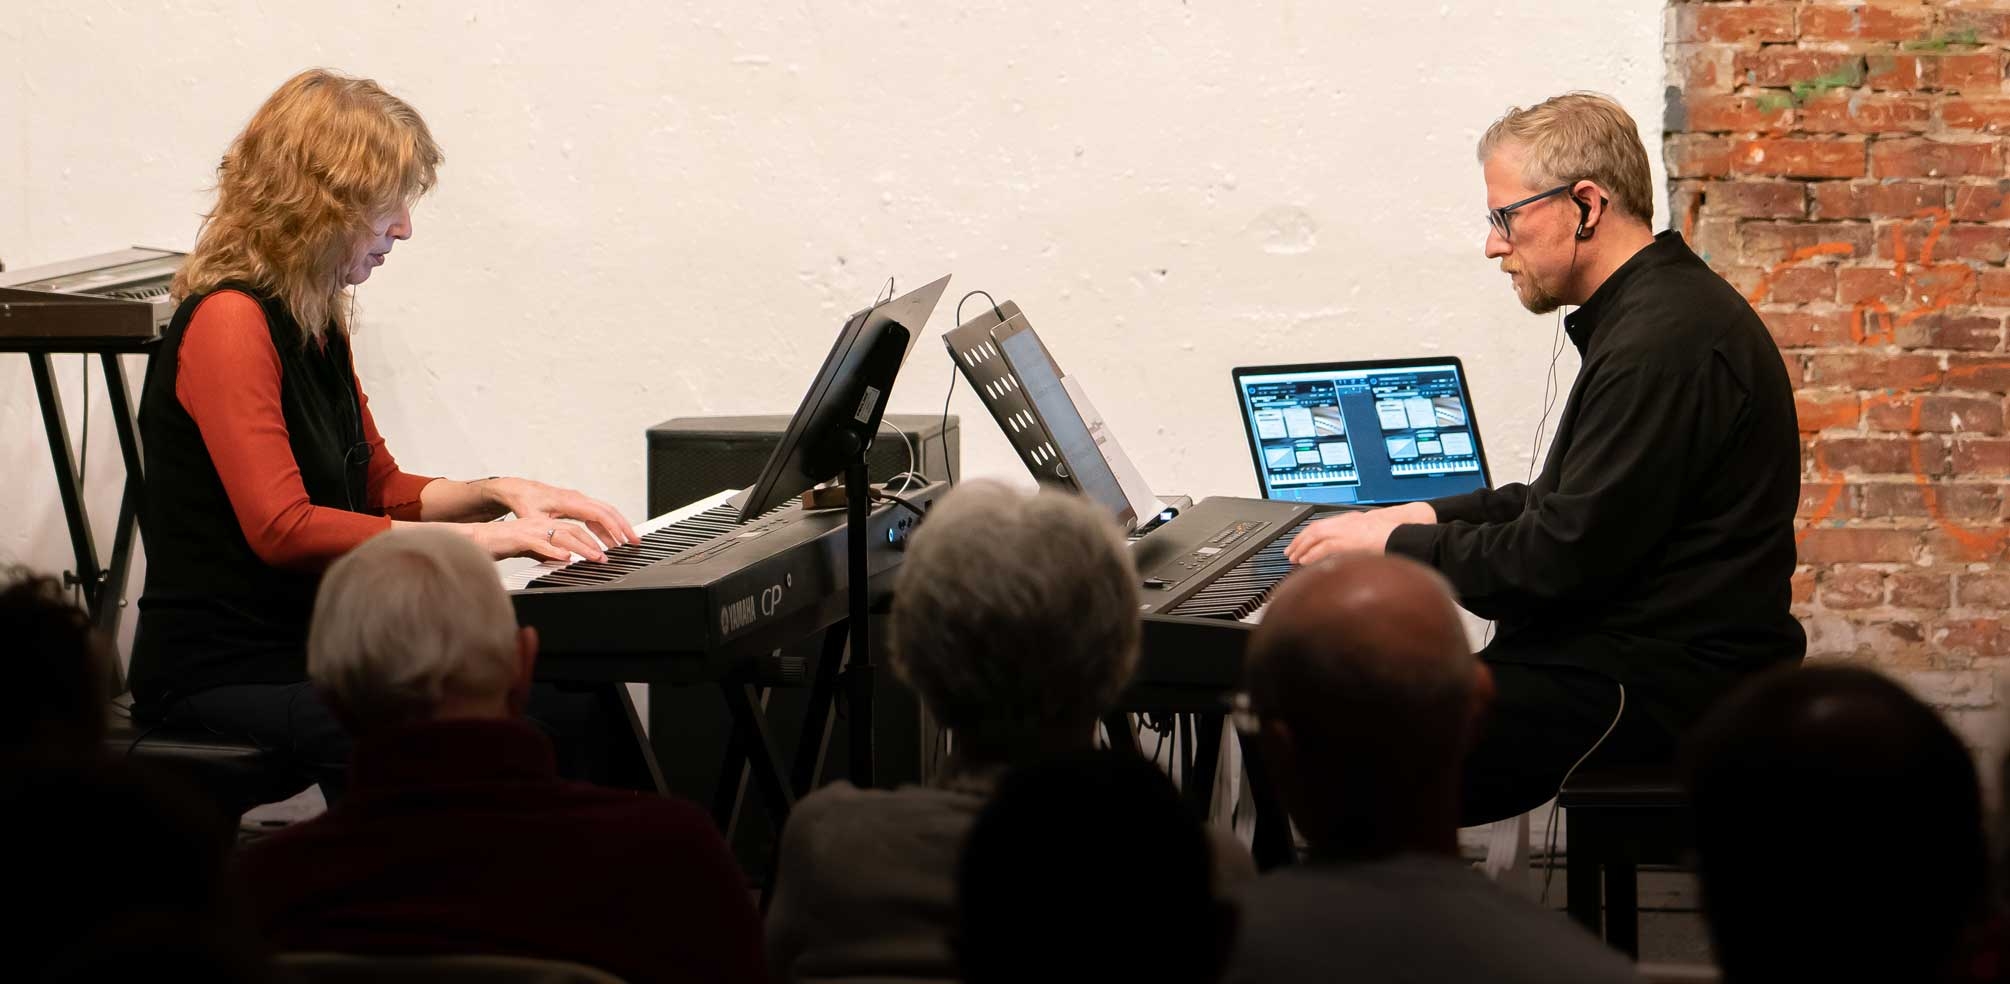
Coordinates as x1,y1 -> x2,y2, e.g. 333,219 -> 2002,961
1243,365 -> 1485,505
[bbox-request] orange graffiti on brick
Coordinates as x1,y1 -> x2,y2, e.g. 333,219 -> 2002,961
1747,207 -> 2008,561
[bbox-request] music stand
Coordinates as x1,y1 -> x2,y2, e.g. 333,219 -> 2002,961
738,274 -> 949,788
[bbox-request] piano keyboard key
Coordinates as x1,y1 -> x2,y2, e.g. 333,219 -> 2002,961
1166,518 -> 1311,622
508,489 -> 809,590
1240,598 -> 1271,625
100,283 -> 171,301
498,488 -> 739,590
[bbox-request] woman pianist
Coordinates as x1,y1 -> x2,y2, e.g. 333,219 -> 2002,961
127,69 -> 635,802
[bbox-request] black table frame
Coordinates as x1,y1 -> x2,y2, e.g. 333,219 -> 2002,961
5,337 -> 153,643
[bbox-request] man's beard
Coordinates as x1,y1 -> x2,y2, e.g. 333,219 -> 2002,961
1511,268 -> 1565,314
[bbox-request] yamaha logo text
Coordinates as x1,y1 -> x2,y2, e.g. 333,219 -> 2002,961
719,581 -> 788,636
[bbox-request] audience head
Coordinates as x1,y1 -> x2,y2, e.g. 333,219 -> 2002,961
1242,553 -> 1485,855
888,481 -> 1139,769
2,758 -> 253,982
956,749 -> 1232,984
1,568 -> 111,760
308,528 -> 535,736
1684,664 -> 1984,983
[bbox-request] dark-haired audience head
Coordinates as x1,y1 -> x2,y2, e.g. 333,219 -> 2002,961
2,757 -> 256,982
1684,665 -> 1984,984
888,480 -> 1139,773
956,749 -> 1233,984
1,569 -> 111,760
1242,553 -> 1486,857
308,528 -> 537,737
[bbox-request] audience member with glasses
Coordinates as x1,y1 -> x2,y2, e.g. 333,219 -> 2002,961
1283,92 -> 1804,825
127,69 -> 636,804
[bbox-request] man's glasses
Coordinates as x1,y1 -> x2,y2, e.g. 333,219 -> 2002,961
1485,184 -> 1573,242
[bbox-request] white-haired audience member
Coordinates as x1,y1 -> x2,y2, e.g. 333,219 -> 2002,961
1225,554 -> 1638,984
764,480 -> 1253,984
237,529 -> 763,984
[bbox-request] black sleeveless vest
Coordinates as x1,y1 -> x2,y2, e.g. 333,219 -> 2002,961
127,285 -> 369,709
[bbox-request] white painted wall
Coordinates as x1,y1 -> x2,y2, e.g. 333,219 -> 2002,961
1,1 -> 1667,660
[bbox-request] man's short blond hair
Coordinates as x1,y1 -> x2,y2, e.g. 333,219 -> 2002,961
308,528 -> 519,732
1478,92 -> 1654,227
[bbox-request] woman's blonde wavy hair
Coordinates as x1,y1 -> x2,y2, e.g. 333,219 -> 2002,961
173,69 -> 443,343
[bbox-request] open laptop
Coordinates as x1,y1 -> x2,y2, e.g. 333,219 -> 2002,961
1232,358 -> 1492,509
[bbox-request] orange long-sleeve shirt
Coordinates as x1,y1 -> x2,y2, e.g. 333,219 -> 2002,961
176,290 -> 437,570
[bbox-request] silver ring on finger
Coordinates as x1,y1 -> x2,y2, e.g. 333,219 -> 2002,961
545,528 -> 556,542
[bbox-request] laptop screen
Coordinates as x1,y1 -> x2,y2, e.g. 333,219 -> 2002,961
1233,358 -> 1492,507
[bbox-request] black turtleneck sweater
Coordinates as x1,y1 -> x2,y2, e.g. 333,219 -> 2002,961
1386,231 -> 1805,725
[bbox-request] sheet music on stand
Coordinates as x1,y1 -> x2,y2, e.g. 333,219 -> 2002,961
1061,376 -> 1174,530
942,298 -> 1177,532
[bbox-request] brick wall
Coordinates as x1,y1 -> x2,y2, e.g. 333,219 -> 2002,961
1666,0 -> 2009,755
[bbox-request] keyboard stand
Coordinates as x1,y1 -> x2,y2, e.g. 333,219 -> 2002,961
1115,686 -> 1297,871
533,600 -> 895,882
594,681 -> 668,796
1,335 -> 153,641
713,615 -> 871,850
790,625 -> 854,797
714,677 -> 797,834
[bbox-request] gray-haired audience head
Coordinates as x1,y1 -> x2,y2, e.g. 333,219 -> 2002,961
1683,665 -> 1985,984
1242,553 -> 1488,855
308,528 -> 537,736
889,480 -> 1140,769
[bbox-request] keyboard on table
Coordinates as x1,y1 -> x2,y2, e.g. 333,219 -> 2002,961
0,247 -> 182,348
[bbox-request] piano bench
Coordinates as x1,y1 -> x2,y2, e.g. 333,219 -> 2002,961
1558,765 -> 1694,960
105,706 -> 302,823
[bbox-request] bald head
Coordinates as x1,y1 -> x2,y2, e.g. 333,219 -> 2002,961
1243,553 -> 1484,851
1253,554 -> 1473,705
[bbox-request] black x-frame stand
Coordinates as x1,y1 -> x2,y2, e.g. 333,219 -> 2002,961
4,335 -> 152,640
